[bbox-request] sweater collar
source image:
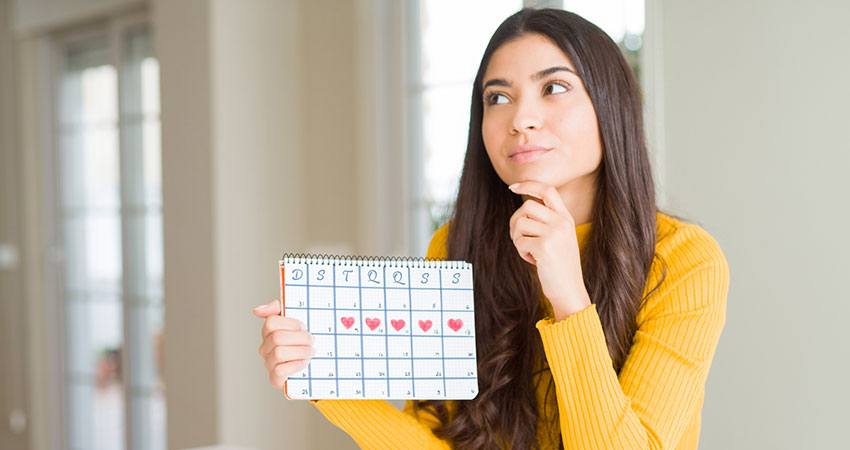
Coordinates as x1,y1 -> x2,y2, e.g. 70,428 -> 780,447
576,221 -> 592,252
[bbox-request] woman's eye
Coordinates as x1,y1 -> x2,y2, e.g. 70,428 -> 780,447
545,83 -> 568,95
486,83 -> 568,105
487,93 -> 508,105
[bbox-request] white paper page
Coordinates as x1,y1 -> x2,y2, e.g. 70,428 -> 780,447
279,256 -> 479,400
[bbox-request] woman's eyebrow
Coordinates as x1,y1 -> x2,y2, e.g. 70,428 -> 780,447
482,66 -> 575,90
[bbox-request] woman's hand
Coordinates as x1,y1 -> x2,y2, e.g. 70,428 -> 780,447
253,300 -> 316,389
508,181 -> 591,320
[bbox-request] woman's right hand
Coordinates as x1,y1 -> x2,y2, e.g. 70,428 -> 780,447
253,300 -> 315,389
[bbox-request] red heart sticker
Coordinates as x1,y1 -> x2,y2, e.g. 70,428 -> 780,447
365,317 -> 381,331
418,320 -> 433,332
447,318 -> 463,332
340,317 -> 355,329
391,319 -> 405,331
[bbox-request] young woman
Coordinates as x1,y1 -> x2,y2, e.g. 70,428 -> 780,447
254,8 -> 729,450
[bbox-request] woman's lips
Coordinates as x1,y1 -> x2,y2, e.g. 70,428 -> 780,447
509,149 -> 551,163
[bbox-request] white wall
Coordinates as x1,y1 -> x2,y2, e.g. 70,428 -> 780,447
658,1 -> 850,448
0,0 -> 29,448
153,0 -> 220,447
209,0 -> 314,447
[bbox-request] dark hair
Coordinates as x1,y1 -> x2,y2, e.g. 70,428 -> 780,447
413,8 -> 670,450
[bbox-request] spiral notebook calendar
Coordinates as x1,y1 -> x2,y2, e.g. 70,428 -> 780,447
279,254 -> 479,400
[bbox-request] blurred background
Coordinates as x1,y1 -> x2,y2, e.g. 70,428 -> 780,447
0,0 -> 847,449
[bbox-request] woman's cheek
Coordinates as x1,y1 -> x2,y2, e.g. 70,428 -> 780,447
481,120 -> 498,146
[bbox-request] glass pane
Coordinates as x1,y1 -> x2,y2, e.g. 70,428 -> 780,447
68,383 -> 94,449
422,84 -> 469,203
128,303 -> 165,450
62,43 -> 117,126
143,119 -> 162,207
146,211 -> 164,301
123,28 -> 166,450
60,75 -> 121,211
141,56 -> 161,116
420,0 -> 523,85
563,0 -> 645,43
123,214 -> 163,301
61,214 -> 123,294
563,0 -> 645,78
65,298 -> 125,450
61,37 -> 126,450
59,24 -> 165,450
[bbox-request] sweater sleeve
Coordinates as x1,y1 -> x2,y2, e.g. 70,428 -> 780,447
311,399 -> 450,449
535,226 -> 730,449
308,223 -> 453,449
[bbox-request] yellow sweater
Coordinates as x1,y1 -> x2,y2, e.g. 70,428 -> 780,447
311,211 -> 729,449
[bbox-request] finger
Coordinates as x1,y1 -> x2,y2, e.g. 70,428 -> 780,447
265,345 -> 315,373
253,299 -> 282,318
269,359 -> 311,389
512,235 -> 539,265
510,199 -> 558,231
508,182 -> 570,216
262,315 -> 306,340
511,216 -> 547,243
259,329 -> 314,358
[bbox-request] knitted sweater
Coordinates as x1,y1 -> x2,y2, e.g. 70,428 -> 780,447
310,211 -> 730,449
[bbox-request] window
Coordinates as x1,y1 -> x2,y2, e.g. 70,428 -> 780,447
407,0 -> 524,256
408,0 -> 645,254
562,0 -> 645,79
52,14 -> 164,450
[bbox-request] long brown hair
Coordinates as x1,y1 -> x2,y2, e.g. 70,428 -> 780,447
413,8 -> 669,449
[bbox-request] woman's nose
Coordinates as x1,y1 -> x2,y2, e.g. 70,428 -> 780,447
510,102 -> 543,134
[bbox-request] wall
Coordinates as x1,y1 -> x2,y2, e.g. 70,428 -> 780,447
153,0 -> 219,447
657,0 -> 850,448
0,0 -> 29,448
209,0 -> 327,447
12,0 -> 143,33
301,0 -> 361,253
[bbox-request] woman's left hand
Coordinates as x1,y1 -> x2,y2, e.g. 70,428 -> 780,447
508,181 -> 592,320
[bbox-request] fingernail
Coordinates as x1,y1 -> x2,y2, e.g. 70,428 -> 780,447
508,183 -> 519,190
252,304 -> 266,311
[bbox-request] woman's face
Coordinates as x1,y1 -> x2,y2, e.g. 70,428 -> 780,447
481,33 -> 602,194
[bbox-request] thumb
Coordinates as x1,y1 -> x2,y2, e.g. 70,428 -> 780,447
252,299 -> 282,318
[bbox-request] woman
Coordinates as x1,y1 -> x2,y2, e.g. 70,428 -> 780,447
254,8 -> 729,450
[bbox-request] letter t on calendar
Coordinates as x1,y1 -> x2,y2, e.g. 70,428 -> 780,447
279,255 -> 479,400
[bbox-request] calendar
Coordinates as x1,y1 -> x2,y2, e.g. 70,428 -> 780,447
279,254 -> 479,400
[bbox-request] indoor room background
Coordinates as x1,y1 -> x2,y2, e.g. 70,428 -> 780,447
1,0 -> 847,449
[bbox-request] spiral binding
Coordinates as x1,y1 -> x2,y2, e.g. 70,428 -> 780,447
280,253 -> 471,269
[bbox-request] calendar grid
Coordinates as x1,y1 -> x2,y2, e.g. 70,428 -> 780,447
304,332 -> 474,338
287,285 -> 471,291
281,258 -> 477,400
332,264 -> 339,397
358,265 -> 365,398
305,265 -> 312,397
382,266 -> 390,397
285,306 -> 474,312
407,266 -> 415,397
438,271 -> 447,397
